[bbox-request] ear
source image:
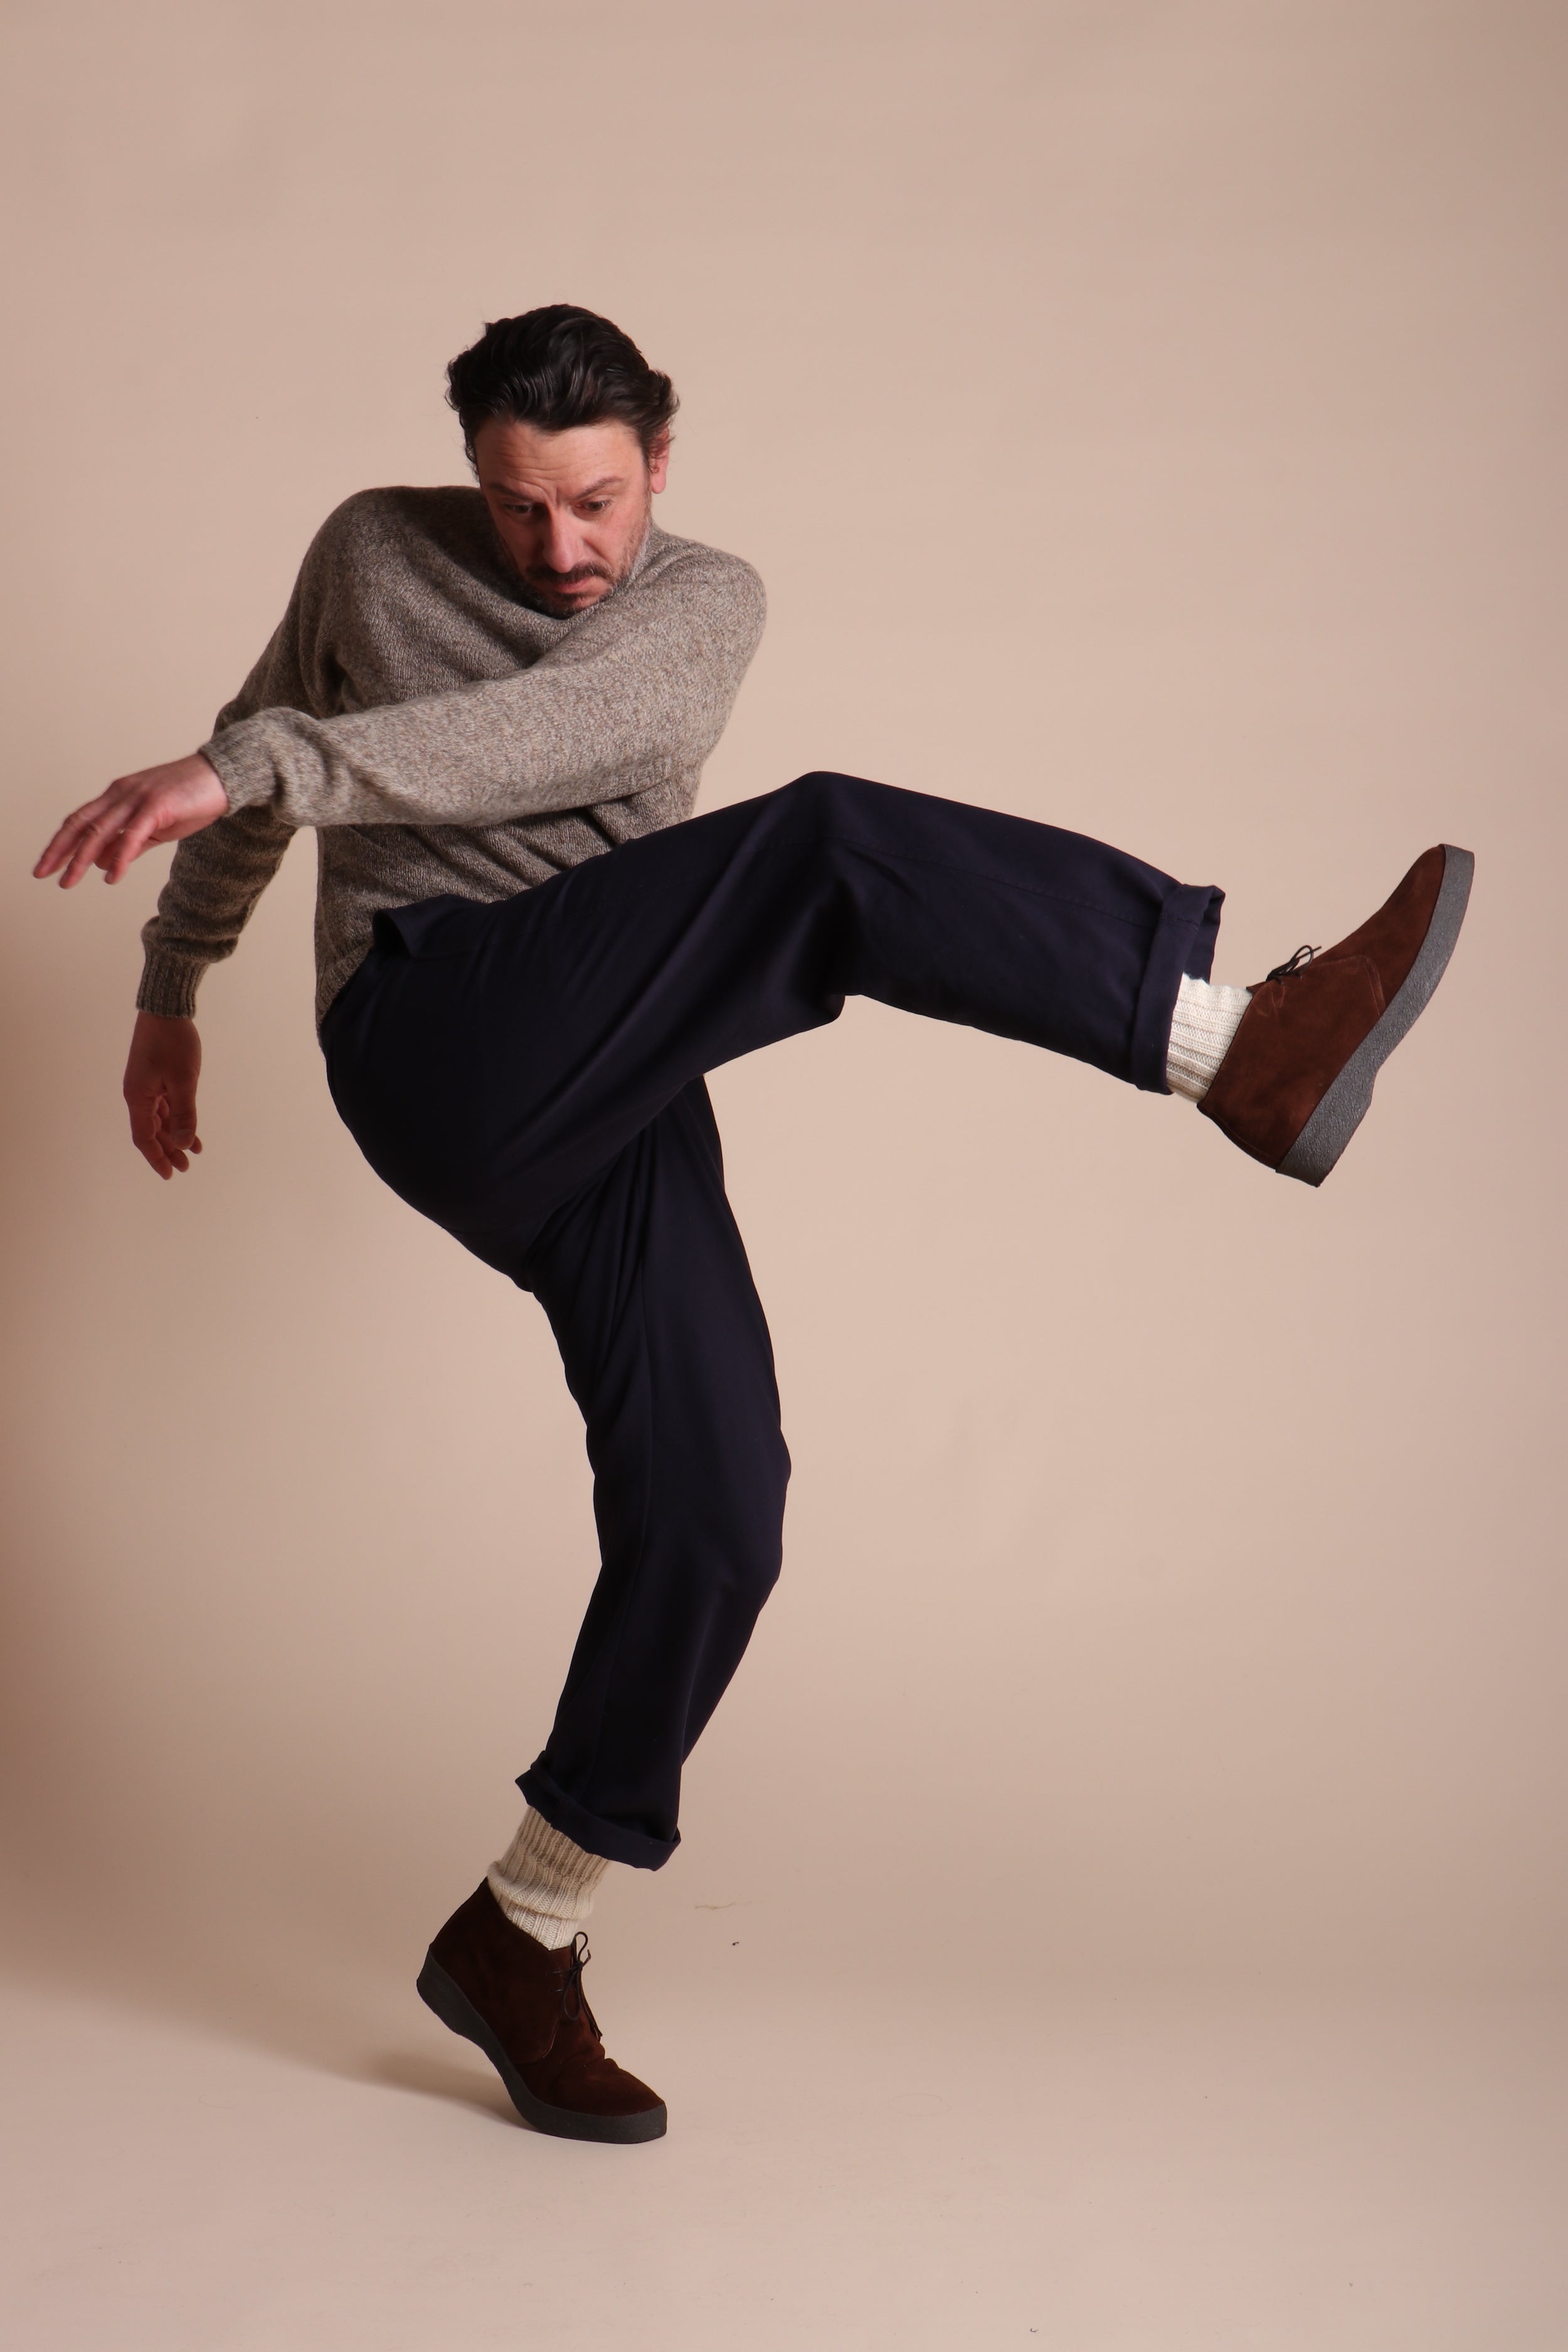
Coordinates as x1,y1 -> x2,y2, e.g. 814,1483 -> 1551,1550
646,431 -> 671,495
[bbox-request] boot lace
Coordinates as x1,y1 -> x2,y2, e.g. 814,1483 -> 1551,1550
1264,943 -> 1321,984
561,1930 -> 601,2041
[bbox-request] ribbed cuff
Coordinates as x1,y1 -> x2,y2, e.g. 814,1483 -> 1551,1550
518,1757 -> 679,1871
136,951 -> 206,1020
199,726 -> 273,815
488,1807 -> 610,1950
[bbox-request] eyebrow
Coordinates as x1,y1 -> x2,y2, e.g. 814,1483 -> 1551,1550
490,474 -> 627,500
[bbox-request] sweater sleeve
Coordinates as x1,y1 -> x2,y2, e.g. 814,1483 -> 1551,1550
136,803 -> 298,1017
135,541 -> 330,1016
196,548 -> 767,832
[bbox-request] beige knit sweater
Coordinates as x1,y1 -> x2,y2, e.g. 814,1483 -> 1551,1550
137,489 -> 768,1027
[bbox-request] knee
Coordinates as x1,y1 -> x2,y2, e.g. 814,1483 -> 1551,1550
723,1523 -> 785,1621
718,1534 -> 783,1619
778,770 -> 876,835
703,1436 -> 790,1615
675,1512 -> 781,1631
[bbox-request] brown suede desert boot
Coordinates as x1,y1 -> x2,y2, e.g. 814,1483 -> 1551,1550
418,1882 -> 667,2143
1197,843 -> 1473,1184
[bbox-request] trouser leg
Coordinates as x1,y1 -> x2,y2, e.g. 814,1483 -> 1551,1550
326,773 -> 1224,1242
323,774 -> 1225,1863
494,1081 -> 788,1868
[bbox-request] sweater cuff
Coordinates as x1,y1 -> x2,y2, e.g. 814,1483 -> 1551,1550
137,950 -> 206,1020
199,724 -> 273,815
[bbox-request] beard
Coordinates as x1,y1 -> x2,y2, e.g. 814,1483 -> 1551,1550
512,507 -> 652,619
517,561 -> 619,618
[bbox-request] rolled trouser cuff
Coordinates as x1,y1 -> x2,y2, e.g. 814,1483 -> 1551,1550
1130,880 -> 1225,1092
517,1757 -> 681,1872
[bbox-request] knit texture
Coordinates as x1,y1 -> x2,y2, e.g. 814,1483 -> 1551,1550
1167,973 -> 1252,1101
138,489 -> 766,1027
489,1808 -> 609,1951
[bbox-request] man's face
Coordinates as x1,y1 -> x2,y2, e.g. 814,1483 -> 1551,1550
473,416 -> 668,617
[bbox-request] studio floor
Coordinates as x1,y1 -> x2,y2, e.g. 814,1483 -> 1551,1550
4,1950 -> 1565,2349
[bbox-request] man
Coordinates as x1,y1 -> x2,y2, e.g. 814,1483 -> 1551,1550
35,305 -> 1472,2147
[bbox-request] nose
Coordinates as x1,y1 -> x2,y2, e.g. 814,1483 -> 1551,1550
541,507 -> 586,575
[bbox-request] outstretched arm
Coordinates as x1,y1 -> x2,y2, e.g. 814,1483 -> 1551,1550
191,544 -> 765,834
33,543 -> 764,882
34,534 -> 320,894
33,752 -> 230,889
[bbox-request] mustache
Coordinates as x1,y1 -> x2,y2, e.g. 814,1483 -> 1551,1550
526,561 -> 613,586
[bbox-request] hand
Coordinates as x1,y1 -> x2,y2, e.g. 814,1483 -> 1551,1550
124,1012 -> 204,1179
34,752 -> 230,888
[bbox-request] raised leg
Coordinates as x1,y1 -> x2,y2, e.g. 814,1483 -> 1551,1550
323,772 -> 1224,1242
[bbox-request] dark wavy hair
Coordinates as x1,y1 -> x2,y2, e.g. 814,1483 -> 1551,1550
445,305 -> 678,464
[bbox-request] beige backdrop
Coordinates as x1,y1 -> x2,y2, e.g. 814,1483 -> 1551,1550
1,0 -> 1563,2067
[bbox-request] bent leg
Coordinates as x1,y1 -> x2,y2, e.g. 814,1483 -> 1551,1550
325,773 -> 1222,1238
496,1081 -> 790,1868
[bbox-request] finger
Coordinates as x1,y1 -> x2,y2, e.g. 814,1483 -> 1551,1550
33,815 -> 88,877
102,803 -> 169,886
33,798 -> 116,880
127,1088 -> 177,1180
61,799 -> 140,889
153,1095 -> 203,1173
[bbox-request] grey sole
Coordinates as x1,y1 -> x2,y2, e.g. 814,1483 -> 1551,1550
1277,844 -> 1474,1186
416,1954 -> 668,2144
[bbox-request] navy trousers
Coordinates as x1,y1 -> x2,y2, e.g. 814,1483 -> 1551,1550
321,773 -> 1223,1867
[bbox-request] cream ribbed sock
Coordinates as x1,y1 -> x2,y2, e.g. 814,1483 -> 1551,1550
488,1808 -> 608,1951
1165,973 -> 1251,1103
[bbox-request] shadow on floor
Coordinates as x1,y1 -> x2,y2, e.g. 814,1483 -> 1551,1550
0,1855 -> 506,2126
363,2048 -> 519,2125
